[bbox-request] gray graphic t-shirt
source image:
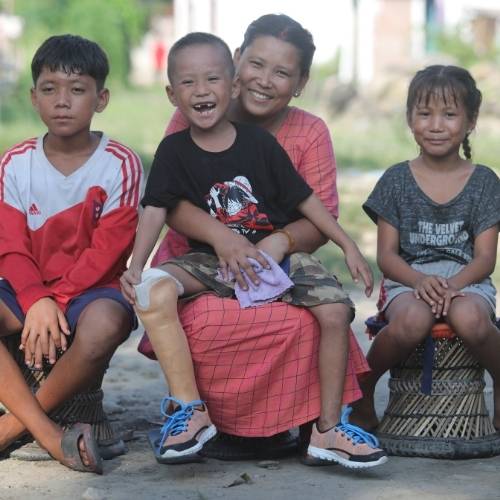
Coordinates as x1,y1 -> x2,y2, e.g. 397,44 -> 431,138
363,162 -> 500,266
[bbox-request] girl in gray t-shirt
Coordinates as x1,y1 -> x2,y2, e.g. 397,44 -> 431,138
350,65 -> 500,433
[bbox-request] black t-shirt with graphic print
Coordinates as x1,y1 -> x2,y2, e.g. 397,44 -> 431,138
142,122 -> 313,253
363,162 -> 500,266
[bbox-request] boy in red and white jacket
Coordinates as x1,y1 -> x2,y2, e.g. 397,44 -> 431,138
0,34 -> 142,473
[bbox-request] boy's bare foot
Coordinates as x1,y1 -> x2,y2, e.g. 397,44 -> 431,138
348,397 -> 380,432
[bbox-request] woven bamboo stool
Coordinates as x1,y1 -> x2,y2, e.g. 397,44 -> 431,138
373,322 -> 500,458
0,334 -> 126,459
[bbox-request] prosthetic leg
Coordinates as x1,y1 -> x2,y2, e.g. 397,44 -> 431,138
134,268 -> 216,463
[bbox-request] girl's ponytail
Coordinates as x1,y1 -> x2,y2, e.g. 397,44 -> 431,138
462,135 -> 472,160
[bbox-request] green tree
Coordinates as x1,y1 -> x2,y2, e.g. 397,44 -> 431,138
13,0 -> 147,83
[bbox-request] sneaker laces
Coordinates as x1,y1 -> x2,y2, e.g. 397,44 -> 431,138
158,396 -> 204,450
334,407 -> 380,448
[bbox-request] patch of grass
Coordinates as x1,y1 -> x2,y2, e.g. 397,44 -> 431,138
93,83 -> 173,168
0,109 -> 39,152
331,114 -> 416,170
326,113 -> 500,174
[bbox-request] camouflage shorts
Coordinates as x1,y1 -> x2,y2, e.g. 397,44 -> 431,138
167,252 -> 354,313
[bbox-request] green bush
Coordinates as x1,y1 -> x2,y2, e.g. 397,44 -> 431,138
12,0 -> 146,84
0,0 -> 149,125
435,25 -> 499,67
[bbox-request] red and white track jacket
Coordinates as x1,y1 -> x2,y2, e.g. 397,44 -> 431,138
0,135 -> 143,313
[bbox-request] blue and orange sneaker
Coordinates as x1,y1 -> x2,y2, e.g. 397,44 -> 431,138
307,407 -> 387,469
156,396 -> 217,463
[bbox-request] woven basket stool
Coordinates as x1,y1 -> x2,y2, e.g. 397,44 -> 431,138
372,322 -> 500,458
0,335 -> 126,459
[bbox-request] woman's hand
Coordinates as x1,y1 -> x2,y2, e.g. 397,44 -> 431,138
212,232 -> 269,290
21,297 -> 70,368
413,275 -> 448,314
344,244 -> 374,297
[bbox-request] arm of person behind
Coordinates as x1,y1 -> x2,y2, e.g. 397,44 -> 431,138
166,201 -> 269,289
121,205 -> 166,304
297,193 -> 373,296
377,217 -> 447,311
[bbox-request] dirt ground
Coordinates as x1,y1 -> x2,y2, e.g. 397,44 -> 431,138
1,291 -> 500,500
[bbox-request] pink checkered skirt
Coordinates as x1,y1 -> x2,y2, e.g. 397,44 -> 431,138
138,293 -> 369,437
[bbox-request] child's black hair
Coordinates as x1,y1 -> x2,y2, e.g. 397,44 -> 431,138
240,14 -> 316,77
406,65 -> 482,159
31,34 -> 109,90
167,32 -> 234,83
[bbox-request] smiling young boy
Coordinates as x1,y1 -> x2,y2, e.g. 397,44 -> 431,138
121,32 -> 386,468
0,34 -> 142,472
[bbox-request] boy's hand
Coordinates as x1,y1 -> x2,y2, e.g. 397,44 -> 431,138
413,275 -> 448,314
344,245 -> 374,297
21,297 -> 70,369
212,232 -> 270,290
120,267 -> 143,305
29,336 -> 58,371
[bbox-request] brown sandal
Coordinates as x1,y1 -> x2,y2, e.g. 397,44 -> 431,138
58,423 -> 103,474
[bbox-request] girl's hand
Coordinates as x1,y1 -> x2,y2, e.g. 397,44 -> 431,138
21,298 -> 70,368
434,286 -> 465,318
344,246 -> 374,297
212,232 -> 270,290
120,267 -> 143,305
413,275 -> 448,313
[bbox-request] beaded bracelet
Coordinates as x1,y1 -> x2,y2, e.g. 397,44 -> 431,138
272,228 -> 295,254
